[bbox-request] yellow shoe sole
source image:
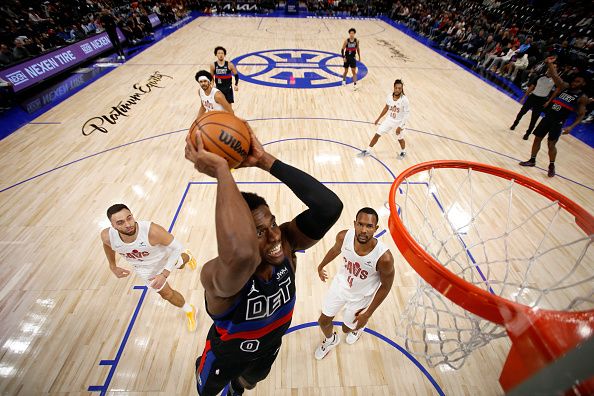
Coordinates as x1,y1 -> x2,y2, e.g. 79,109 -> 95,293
184,249 -> 197,270
186,305 -> 197,332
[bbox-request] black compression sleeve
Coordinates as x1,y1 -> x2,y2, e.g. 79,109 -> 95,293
270,160 -> 343,240
234,74 -> 239,85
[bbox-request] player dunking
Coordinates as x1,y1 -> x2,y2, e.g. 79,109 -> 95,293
210,46 -> 239,107
315,208 -> 394,360
185,122 -> 343,395
342,28 -> 361,90
101,204 -> 198,331
359,79 -> 410,159
195,70 -> 233,118
519,57 -> 588,177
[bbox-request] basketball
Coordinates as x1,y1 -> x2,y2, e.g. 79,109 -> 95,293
189,111 -> 251,168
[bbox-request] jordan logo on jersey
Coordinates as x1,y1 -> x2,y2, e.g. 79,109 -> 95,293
248,280 -> 259,296
245,277 -> 291,321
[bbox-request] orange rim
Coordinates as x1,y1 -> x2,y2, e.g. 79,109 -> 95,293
388,160 -> 594,325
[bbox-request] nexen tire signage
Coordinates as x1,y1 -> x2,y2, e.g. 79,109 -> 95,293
0,29 -> 126,92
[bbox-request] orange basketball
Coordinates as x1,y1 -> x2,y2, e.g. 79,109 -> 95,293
189,111 -> 251,169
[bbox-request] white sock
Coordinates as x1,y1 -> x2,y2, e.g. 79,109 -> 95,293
367,146 -> 374,151
182,303 -> 193,313
325,332 -> 335,342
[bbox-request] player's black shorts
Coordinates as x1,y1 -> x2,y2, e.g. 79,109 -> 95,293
218,86 -> 234,104
195,344 -> 280,395
343,56 -> 357,69
532,117 -> 564,141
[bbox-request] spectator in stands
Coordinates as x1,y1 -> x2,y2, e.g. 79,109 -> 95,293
0,44 -> 14,66
12,37 -> 31,61
28,8 -> 48,24
504,53 -> 529,81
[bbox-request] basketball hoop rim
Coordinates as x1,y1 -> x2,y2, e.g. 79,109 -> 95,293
388,160 -> 594,325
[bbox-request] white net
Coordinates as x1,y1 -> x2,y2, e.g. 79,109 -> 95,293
395,166 -> 594,370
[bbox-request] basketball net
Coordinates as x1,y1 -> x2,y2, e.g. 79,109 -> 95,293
393,165 -> 593,370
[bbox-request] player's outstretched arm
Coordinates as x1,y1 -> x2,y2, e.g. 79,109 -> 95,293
563,95 -> 588,134
100,229 -> 130,278
239,122 -> 343,252
185,131 -> 260,298
215,91 -> 234,114
353,250 -> 395,330
317,230 -> 347,282
147,223 -> 184,288
375,104 -> 388,124
197,102 -> 206,119
545,57 -> 568,90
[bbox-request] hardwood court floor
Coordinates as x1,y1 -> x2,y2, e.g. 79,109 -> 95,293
0,16 -> 592,396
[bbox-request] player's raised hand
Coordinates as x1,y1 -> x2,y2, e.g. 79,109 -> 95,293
185,123 -> 228,178
318,265 -> 328,282
236,121 -> 273,170
111,266 -> 130,278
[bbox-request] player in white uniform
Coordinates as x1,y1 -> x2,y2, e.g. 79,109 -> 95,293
314,208 -> 395,360
359,79 -> 410,159
100,204 -> 198,332
195,70 -> 233,118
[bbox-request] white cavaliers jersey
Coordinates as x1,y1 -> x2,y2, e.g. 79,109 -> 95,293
332,229 -> 389,300
108,221 -> 169,270
199,86 -> 224,112
385,93 -> 410,126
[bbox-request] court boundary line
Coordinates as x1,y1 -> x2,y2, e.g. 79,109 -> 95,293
287,322 -> 445,396
2,117 -> 592,194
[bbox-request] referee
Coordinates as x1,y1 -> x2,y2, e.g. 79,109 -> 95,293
510,67 -> 555,140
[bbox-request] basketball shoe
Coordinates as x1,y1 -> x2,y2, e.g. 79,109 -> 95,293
315,332 -> 340,360
346,327 -> 365,344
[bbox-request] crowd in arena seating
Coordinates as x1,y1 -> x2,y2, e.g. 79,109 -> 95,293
0,0 -> 187,69
305,0 -> 389,17
388,0 -> 592,92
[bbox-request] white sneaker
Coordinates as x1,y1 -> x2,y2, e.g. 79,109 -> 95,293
356,149 -> 371,157
342,80 -> 346,86
399,151 -> 406,159
353,84 -> 358,91
346,327 -> 365,345
314,332 -> 340,360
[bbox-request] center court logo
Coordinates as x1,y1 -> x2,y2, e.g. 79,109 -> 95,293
231,49 -> 368,89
